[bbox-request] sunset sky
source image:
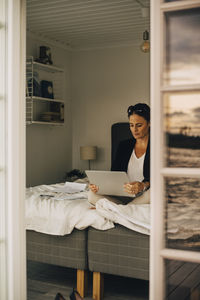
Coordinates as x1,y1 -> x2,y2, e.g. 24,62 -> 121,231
164,7 -> 200,86
164,93 -> 200,136
163,8 -> 200,136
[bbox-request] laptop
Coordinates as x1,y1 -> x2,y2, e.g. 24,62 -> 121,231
85,170 -> 133,198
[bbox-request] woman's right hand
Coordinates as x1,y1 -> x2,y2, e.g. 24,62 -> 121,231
89,184 -> 99,194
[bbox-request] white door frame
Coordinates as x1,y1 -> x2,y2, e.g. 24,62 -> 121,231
6,0 -> 26,299
150,1 -> 200,299
0,0 -> 7,298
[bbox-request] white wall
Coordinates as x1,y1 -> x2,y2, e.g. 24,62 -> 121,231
26,39 -> 150,185
26,36 -> 72,186
70,45 -> 150,171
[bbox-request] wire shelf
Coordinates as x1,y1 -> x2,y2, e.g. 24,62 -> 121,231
26,56 -> 65,125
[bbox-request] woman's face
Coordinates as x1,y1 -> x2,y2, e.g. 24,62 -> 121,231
129,113 -> 150,140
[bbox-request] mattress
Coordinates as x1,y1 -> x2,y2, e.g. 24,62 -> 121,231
88,225 -> 149,281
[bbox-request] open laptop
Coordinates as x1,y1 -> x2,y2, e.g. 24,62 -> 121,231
85,170 -> 133,198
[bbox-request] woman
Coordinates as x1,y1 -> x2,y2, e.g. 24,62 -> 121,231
89,103 -> 150,204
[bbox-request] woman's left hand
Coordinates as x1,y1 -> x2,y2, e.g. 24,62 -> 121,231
123,181 -> 144,195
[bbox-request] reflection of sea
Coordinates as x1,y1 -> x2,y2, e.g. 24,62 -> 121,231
167,147 -> 200,168
167,133 -> 200,150
166,175 -> 200,205
166,147 -> 200,251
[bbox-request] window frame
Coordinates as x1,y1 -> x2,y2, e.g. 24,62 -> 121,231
150,1 -> 200,299
0,0 -> 26,299
0,0 -> 7,298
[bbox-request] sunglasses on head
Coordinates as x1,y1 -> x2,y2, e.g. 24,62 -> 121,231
127,106 -> 147,114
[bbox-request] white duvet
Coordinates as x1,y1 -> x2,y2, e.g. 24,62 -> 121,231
26,182 -> 200,239
25,182 -> 150,236
26,183 -> 114,235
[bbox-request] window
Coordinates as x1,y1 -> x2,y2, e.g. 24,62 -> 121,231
150,1 -> 200,299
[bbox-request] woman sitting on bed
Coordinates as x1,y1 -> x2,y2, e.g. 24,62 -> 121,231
89,102 -> 150,204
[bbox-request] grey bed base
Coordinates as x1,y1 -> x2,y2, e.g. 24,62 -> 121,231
27,229 -> 87,269
88,225 -> 149,280
88,225 -> 149,300
27,225 -> 149,299
26,229 -> 88,297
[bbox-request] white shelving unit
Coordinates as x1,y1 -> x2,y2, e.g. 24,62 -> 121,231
26,56 -> 65,125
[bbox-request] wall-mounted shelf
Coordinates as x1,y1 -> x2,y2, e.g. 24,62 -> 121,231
26,60 -> 64,73
27,96 -> 64,103
26,56 -> 65,125
26,121 -> 64,126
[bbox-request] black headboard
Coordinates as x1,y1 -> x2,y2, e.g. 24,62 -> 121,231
111,122 -> 132,165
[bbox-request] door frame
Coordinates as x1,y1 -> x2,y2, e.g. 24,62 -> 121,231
6,0 -> 26,299
150,1 -> 200,299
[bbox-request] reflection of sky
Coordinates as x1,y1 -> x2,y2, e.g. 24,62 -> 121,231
165,8 -> 200,85
164,93 -> 200,136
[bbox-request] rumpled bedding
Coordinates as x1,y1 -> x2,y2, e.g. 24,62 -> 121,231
26,182 -> 200,239
25,183 -> 114,235
25,182 -> 150,236
96,199 -> 150,235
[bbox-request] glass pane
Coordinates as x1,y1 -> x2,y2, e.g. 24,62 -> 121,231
165,177 -> 200,251
165,259 -> 200,300
164,8 -> 200,85
164,92 -> 200,168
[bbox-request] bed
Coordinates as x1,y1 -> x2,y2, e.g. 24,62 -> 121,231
26,121 -> 147,298
26,122 -> 200,300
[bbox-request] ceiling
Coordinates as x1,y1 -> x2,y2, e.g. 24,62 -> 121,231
26,0 -> 150,50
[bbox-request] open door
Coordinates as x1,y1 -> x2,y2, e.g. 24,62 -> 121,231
0,0 -> 26,299
150,1 -> 200,299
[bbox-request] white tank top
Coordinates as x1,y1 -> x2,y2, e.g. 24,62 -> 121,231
127,149 -> 145,182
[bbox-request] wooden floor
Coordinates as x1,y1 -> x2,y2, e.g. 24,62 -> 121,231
27,261 -> 149,300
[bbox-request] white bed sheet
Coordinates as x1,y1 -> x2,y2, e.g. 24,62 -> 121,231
26,183 -> 114,235
96,197 -> 200,239
26,182 -> 200,239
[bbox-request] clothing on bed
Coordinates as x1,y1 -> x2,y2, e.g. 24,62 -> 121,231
111,137 -> 150,183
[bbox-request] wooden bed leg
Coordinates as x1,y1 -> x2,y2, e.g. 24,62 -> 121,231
93,271 -> 104,300
77,269 -> 88,298
190,287 -> 200,300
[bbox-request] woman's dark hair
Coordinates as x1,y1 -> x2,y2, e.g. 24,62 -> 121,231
127,103 -> 150,122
